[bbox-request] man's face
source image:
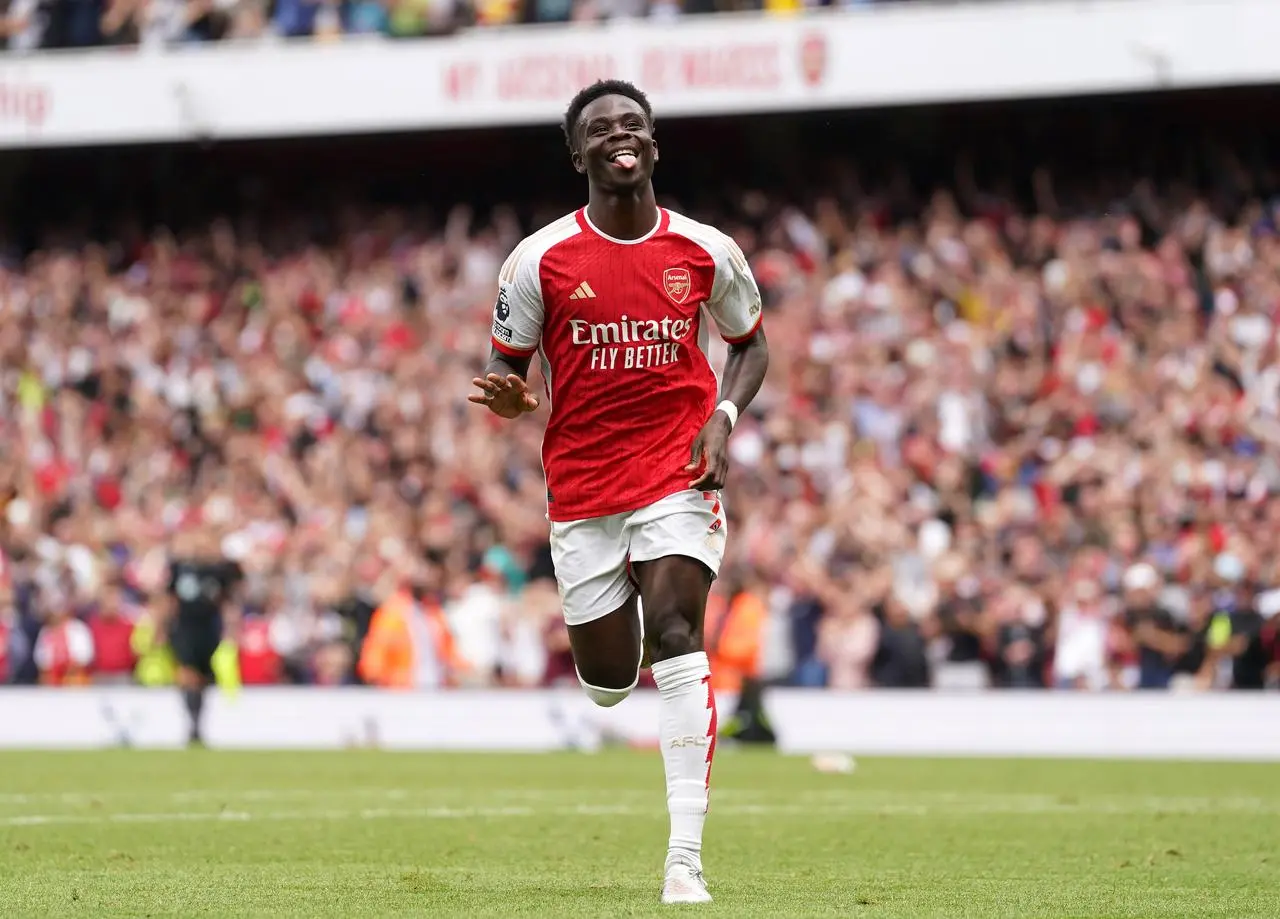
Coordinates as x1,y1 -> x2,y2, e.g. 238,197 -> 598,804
573,95 -> 658,193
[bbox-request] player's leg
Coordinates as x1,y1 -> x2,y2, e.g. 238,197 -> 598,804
553,513 -> 644,706
567,596 -> 643,705
171,619 -> 217,746
177,666 -> 208,747
629,490 -> 728,905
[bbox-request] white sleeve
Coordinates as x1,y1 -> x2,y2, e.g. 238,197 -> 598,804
704,231 -> 764,344
67,621 -> 95,667
33,630 -> 52,672
490,244 -> 545,358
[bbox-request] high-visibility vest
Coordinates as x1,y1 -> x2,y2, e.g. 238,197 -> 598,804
705,591 -> 765,693
358,589 -> 462,689
131,616 -> 177,687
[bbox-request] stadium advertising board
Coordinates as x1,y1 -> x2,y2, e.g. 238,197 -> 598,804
0,0 -> 1277,147
439,29 -> 825,110
0,688 -> 1275,760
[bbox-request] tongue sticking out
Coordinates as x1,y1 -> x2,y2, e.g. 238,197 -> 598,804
613,153 -> 638,170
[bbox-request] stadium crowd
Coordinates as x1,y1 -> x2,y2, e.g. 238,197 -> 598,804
3,148 -> 1280,694
2,0 -> 1021,51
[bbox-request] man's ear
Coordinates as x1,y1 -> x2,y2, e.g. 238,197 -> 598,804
572,150 -> 586,174
652,141 -> 659,165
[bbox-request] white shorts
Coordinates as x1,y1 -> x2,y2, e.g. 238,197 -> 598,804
550,489 -> 728,627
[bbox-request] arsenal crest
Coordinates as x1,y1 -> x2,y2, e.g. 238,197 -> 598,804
663,267 -> 692,304
800,33 -> 827,88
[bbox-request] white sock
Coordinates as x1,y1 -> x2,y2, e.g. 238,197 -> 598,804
651,650 -> 716,873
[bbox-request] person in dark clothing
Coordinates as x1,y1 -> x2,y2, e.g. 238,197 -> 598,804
871,595 -> 930,688
990,588 -> 1050,689
934,561 -> 984,665
332,590 -> 377,682
5,554 -> 42,685
1263,609 -> 1280,689
1205,555 -> 1268,690
1223,603 -> 1268,690
932,554 -> 989,689
1120,563 -> 1188,690
1174,590 -> 1212,684
787,593 -> 827,687
167,527 -> 243,746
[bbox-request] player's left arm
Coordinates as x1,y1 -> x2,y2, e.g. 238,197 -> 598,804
687,234 -> 769,490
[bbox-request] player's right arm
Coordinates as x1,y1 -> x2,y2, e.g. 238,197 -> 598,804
469,243 -> 544,419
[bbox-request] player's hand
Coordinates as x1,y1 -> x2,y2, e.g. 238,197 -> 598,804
686,411 -> 733,490
468,373 -> 539,419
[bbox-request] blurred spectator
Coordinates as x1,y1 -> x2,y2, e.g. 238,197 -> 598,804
87,580 -> 138,683
130,604 -> 178,686
238,612 -> 282,684
816,599 -> 878,690
1052,575 -> 1111,691
313,638 -> 355,684
987,586 -> 1049,689
1171,589 -> 1214,692
34,601 -> 94,685
538,582 -> 578,687
1,0 -> 42,51
274,0 -> 334,38
932,553 -> 985,689
1263,597 -> 1280,688
1121,563 -> 1185,690
0,599 -> 12,683
1208,554 -> 1269,690
358,564 -> 462,688
446,548 -> 512,686
704,570 -> 766,694
870,594 -> 931,688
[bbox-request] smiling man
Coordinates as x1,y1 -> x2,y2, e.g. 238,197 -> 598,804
468,79 -> 769,904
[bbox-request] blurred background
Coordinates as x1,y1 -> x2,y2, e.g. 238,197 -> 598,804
1,0 -> 1279,715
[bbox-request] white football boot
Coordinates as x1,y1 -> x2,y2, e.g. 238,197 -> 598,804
661,855 -> 712,905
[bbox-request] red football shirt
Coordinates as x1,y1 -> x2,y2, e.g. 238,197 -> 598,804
490,208 -> 763,522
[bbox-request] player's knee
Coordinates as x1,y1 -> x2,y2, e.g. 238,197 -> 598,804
648,608 -> 700,662
576,665 -> 638,707
580,681 -> 633,708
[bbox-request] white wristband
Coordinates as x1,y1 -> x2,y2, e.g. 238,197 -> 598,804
715,400 -> 739,429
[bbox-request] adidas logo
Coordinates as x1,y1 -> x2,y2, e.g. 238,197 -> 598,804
568,281 -> 597,301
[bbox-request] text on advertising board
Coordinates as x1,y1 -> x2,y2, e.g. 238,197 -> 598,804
445,56 -> 617,103
442,35 -> 826,105
640,44 -> 782,92
0,81 -> 50,130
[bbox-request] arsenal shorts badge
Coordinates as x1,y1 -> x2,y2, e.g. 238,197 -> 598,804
663,267 -> 692,304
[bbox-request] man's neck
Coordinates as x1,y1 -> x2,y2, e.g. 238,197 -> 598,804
586,186 -> 660,241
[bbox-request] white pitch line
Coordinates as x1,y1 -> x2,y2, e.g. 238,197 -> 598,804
1,787 -> 1277,812
0,787 -> 1275,808
0,806 -> 535,828
4,796 -> 1280,828
0,787 -> 652,805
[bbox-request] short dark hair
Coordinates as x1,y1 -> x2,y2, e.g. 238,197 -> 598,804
562,80 -> 653,153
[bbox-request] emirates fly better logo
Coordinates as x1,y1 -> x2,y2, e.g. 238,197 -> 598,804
570,314 -> 694,372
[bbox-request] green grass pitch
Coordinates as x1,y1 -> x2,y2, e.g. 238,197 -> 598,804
0,749 -> 1274,917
